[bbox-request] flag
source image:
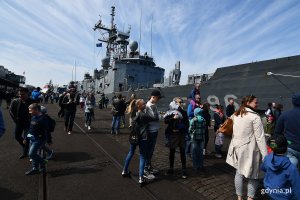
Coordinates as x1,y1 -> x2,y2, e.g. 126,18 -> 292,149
96,43 -> 102,47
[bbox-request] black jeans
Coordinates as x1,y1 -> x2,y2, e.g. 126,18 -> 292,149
14,123 -> 29,155
169,148 -> 186,169
64,110 -> 76,131
58,107 -> 65,118
204,127 -> 209,149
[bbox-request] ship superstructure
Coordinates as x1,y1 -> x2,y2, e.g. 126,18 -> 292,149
79,6 -> 164,94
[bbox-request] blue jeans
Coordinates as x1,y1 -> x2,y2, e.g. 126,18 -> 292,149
145,131 -> 158,168
185,139 -> 192,158
85,112 -> 92,126
192,140 -> 204,169
215,144 -> 223,155
123,140 -> 148,177
29,139 -> 45,169
287,148 -> 300,167
111,116 -> 121,133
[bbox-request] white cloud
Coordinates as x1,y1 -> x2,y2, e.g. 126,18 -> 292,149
0,0 -> 300,87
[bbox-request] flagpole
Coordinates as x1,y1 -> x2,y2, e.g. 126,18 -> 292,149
139,7 -> 142,54
75,60 -> 77,82
72,63 -> 74,81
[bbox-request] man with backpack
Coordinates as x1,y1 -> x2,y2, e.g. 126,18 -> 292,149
62,87 -> 80,135
9,87 -> 35,159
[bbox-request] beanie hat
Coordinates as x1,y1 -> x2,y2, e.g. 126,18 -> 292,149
268,135 -> 288,154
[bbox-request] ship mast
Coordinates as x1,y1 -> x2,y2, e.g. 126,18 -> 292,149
93,6 -> 130,68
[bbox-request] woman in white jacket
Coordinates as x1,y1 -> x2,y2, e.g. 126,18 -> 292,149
226,95 -> 268,200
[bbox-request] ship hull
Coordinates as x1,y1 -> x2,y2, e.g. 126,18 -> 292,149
104,55 -> 300,112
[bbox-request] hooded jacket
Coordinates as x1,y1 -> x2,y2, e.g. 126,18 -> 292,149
274,93 -> 300,151
189,108 -> 206,140
261,153 -> 300,200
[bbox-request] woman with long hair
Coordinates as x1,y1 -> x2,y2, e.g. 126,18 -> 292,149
122,99 -> 158,186
226,95 -> 268,200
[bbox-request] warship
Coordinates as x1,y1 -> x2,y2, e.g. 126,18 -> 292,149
78,6 -> 300,112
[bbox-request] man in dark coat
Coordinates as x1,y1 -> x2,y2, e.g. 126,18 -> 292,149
275,93 -> 300,167
9,87 -> 35,158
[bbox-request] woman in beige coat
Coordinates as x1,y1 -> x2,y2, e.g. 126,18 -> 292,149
226,95 -> 268,200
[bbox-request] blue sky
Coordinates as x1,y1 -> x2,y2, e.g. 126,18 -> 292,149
1,0 -> 300,87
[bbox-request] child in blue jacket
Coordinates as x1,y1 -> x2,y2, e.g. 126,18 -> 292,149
261,135 -> 300,200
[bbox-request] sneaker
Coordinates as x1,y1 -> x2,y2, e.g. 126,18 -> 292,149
110,130 -> 114,134
143,170 -> 155,180
25,168 -> 40,175
203,149 -> 206,156
85,123 -> 87,127
88,126 -> 91,130
121,170 -> 131,177
181,171 -> 188,179
215,154 -> 222,158
139,177 -> 146,187
68,131 -> 72,135
148,166 -> 159,174
46,150 -> 54,160
115,130 -> 120,135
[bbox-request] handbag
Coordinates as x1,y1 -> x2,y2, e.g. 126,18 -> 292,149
218,118 -> 233,136
129,120 -> 140,145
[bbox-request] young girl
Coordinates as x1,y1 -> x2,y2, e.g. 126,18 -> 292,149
189,108 -> 206,170
214,105 -> 225,158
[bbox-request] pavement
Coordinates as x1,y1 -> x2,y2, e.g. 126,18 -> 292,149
0,103 -> 270,200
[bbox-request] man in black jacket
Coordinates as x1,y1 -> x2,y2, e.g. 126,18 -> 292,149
111,94 -> 126,134
9,87 -> 35,159
62,88 -> 79,135
226,98 -> 235,118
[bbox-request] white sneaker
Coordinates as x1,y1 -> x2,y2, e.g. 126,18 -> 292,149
68,131 -> 72,135
88,126 -> 91,130
143,170 -> 155,180
143,173 -> 155,180
139,177 -> 146,186
203,149 -> 206,156
215,154 -> 222,158
85,123 -> 87,127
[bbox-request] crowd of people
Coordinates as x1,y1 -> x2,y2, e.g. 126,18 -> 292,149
1,82 -> 300,199
118,84 -> 300,199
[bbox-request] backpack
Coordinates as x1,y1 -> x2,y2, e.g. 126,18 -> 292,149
129,120 -> 140,145
46,114 -> 56,132
189,117 -> 206,140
